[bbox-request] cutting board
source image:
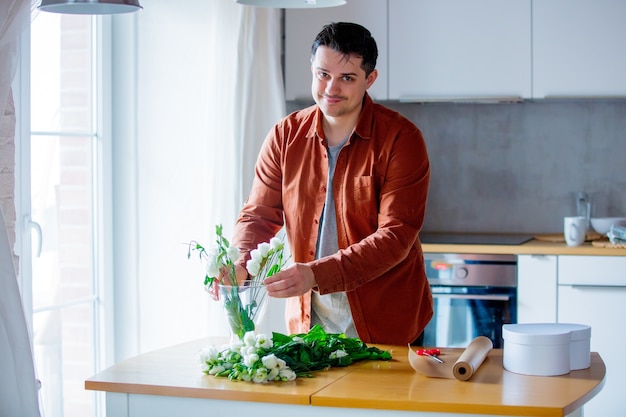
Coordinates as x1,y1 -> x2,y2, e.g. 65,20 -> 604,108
533,232 -> 604,243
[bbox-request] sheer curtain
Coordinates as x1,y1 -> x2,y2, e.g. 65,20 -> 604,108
203,1 -> 287,338
206,1 -> 286,230
0,0 -> 41,414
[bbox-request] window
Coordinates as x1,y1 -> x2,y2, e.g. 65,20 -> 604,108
25,11 -> 109,417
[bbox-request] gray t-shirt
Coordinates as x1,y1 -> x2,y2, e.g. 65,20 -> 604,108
310,136 -> 357,338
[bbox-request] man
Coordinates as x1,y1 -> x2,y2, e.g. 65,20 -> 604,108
232,22 -> 431,345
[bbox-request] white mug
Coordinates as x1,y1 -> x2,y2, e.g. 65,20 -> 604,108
564,216 -> 586,246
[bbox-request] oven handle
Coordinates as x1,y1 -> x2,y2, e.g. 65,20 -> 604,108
431,293 -> 511,301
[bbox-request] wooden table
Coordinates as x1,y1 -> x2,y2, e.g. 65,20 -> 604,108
85,339 -> 605,417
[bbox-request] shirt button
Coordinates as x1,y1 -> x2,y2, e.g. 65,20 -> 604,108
309,250 -> 314,256
321,186 -> 326,192
314,218 -> 319,224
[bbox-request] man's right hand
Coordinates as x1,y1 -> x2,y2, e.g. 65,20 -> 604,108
263,263 -> 317,298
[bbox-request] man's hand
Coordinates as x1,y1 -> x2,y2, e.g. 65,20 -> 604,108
263,263 -> 316,297
206,264 -> 249,300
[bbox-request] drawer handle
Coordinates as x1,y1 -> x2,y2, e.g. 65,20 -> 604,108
431,293 -> 511,301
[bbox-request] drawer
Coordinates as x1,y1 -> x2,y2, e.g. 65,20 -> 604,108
558,256 -> 626,286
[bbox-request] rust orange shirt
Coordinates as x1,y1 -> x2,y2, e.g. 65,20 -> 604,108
232,94 -> 432,345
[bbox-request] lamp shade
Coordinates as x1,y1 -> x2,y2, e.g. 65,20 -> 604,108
38,0 -> 142,14
236,0 -> 346,8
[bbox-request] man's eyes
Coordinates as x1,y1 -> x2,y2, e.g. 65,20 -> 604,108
316,72 -> 355,82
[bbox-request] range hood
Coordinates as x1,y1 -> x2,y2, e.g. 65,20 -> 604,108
420,232 -> 533,245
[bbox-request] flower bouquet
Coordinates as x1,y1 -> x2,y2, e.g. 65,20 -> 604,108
188,224 -> 288,340
198,325 -> 392,383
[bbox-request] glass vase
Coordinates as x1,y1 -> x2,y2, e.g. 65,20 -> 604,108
217,282 -> 269,341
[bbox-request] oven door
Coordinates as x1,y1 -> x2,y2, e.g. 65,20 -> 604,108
421,286 -> 516,349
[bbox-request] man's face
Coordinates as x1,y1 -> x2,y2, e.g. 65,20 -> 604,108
310,46 -> 377,120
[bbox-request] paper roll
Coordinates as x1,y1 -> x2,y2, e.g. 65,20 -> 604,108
452,336 -> 493,381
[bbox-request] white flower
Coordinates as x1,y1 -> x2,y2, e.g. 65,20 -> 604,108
243,331 -> 257,347
329,349 -> 348,359
249,247 -> 262,262
243,353 -> 259,367
257,242 -> 270,258
208,365 -> 225,375
276,357 -> 286,369
268,367 -> 280,381
255,333 -> 273,349
279,367 -> 297,381
269,237 -> 283,251
240,345 -> 256,357
226,245 -> 239,263
261,354 -> 278,370
198,345 -> 219,364
246,257 -> 261,276
253,368 -> 269,383
205,248 -> 221,278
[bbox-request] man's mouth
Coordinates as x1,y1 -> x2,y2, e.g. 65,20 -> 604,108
323,95 -> 343,104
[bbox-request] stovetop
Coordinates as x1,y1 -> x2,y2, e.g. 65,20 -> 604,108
419,232 -> 533,245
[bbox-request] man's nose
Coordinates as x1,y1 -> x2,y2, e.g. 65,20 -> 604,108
325,78 -> 340,95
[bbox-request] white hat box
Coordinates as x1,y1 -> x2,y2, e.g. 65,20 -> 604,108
502,323 -> 591,376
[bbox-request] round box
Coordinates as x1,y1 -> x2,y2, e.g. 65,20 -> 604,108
503,324 -> 571,376
559,323 -> 591,370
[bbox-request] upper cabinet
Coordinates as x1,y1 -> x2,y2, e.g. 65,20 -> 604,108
388,0 -> 532,101
284,0 -> 388,101
284,0 -> 626,101
532,0 -> 626,98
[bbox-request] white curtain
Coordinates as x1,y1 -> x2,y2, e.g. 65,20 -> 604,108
206,1 -> 286,233
0,1 -> 41,416
1,208 -> 40,417
201,1 -> 287,337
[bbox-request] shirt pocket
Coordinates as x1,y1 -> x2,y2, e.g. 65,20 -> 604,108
352,176 -> 378,217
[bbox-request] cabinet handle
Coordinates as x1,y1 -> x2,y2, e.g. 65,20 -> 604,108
398,96 -> 523,104
564,284 -> 626,289
431,293 -> 511,301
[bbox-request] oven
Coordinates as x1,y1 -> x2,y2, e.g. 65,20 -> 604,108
419,253 -> 517,349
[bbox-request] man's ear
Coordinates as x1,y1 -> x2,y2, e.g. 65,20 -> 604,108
366,69 -> 378,89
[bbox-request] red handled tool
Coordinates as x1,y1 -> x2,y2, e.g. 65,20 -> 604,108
416,348 -> 443,363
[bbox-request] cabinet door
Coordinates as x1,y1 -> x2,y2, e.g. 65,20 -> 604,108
388,0 -> 531,100
559,285 -> 626,417
517,255 -> 557,323
284,1 -> 388,101
533,0 -> 626,98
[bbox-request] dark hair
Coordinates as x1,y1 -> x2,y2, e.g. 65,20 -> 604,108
311,22 -> 378,77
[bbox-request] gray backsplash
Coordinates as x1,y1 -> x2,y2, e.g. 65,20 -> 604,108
287,99 -> 626,234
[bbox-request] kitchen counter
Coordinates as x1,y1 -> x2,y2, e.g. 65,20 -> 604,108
85,338 -> 605,417
421,238 -> 626,256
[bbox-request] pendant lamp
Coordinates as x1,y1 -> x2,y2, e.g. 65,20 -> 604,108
38,0 -> 142,14
235,0 -> 346,8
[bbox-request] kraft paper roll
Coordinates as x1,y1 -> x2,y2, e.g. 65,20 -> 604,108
452,336 -> 493,381
408,336 -> 493,381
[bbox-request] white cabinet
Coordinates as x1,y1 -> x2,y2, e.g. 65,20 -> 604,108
532,0 -> 626,98
284,0 -> 626,101
388,0 -> 532,101
558,256 -> 626,417
284,1 -> 388,101
517,255 -> 557,323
